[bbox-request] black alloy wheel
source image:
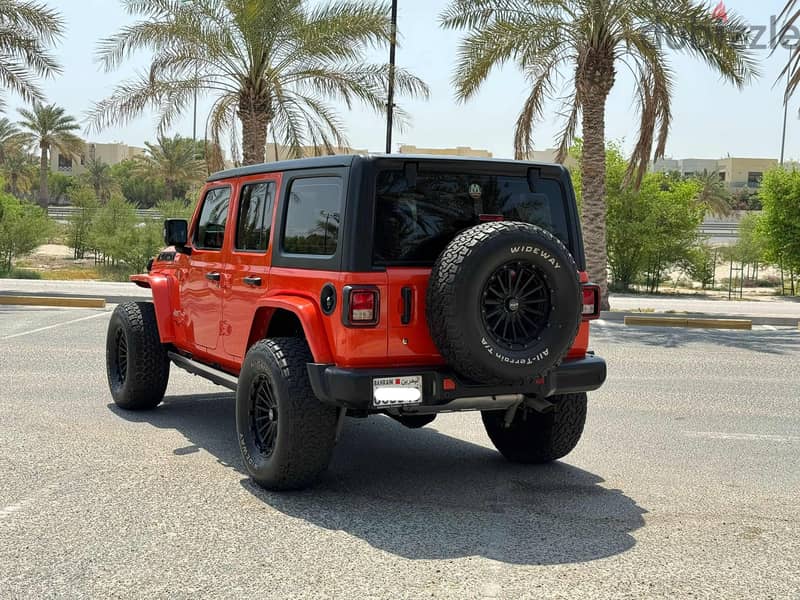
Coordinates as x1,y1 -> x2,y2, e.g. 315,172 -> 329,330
113,327 -> 129,386
251,374 -> 278,457
480,260 -> 551,351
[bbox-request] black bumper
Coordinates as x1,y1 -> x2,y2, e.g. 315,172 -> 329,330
307,355 -> 606,411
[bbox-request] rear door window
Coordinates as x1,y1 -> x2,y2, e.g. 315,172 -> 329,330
235,181 -> 275,252
194,186 -> 231,250
283,177 -> 342,256
373,170 -> 572,265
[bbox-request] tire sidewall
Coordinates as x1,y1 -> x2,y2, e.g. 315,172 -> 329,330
106,308 -> 131,400
447,226 -> 580,380
235,346 -> 289,482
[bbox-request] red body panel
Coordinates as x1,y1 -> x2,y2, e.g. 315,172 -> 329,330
139,172 -> 594,375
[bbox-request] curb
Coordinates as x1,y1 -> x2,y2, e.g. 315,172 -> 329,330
0,295 -> 107,309
623,315 -> 752,330
601,311 -> 797,328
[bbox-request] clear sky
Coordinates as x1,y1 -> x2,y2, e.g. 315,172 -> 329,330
9,0 -> 799,161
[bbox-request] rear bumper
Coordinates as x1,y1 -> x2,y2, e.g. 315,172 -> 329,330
307,354 -> 606,411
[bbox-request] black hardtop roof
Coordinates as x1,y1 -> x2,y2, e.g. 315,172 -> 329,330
206,153 -> 564,182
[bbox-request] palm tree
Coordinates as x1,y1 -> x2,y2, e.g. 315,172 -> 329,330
694,170 -> 731,217
2,143 -> 36,198
90,0 -> 428,165
0,117 -> 30,163
82,157 -> 117,202
440,0 -> 757,306
18,103 -> 83,207
136,135 -> 205,202
0,1 -> 64,105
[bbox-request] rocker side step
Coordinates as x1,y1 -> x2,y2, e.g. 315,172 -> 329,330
168,351 -> 238,391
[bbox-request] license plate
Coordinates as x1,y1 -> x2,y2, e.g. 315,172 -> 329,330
372,375 -> 424,407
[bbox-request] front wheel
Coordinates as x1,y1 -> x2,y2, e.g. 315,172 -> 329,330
106,302 -> 170,410
481,393 -> 587,463
236,338 -> 338,491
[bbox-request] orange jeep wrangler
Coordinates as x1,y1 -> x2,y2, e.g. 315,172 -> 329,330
105,155 -> 606,490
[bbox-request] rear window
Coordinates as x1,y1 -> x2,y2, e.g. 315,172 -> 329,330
373,169 -> 572,265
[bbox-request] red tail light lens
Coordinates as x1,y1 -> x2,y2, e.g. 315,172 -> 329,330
582,284 -> 601,320
344,286 -> 380,326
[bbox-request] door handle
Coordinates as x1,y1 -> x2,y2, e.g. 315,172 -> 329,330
243,276 -> 262,287
205,272 -> 221,282
401,286 -> 413,325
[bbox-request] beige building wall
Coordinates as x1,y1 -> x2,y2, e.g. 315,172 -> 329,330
653,156 -> 781,190
523,148 -> 578,170
398,144 -> 493,158
264,143 -> 368,162
717,157 -> 777,189
51,142 -> 146,175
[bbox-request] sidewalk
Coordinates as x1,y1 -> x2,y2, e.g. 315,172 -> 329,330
606,294 -> 800,326
2,280 -> 799,326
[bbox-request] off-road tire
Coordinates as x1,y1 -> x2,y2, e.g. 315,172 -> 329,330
106,302 -> 170,411
427,221 -> 582,384
481,393 -> 587,463
236,338 -> 338,491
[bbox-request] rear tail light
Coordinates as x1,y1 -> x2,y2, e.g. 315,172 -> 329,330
343,286 -> 380,326
582,284 -> 601,320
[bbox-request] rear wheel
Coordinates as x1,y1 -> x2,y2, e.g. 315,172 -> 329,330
236,338 -> 338,491
106,302 -> 170,410
481,393 -> 587,463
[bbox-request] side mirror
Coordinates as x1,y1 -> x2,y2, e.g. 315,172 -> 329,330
164,219 -> 188,248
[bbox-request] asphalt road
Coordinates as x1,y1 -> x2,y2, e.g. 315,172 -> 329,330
1,307 -> 798,599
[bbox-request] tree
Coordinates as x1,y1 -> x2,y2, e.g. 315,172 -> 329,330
18,103 -> 83,208
759,168 -> 800,275
81,157 -> 117,202
90,194 -> 137,266
66,184 -> 99,259
46,171 -> 73,203
90,0 -> 428,164
693,170 -> 731,217
440,0 -> 757,307
0,117 -> 31,163
110,159 -> 167,208
0,1 -> 64,105
0,188 -> 54,272
136,135 -> 205,202
1,141 -> 36,197
606,165 -> 704,292
681,243 -> 718,290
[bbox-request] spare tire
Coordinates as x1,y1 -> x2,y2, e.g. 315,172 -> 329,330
426,221 -> 582,384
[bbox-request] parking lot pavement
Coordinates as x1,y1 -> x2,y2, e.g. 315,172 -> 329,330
1,307 -> 798,599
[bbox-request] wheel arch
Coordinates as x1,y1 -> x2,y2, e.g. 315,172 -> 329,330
246,296 -> 334,364
130,274 -> 176,343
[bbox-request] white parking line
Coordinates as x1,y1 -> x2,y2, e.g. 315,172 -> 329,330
685,431 -> 799,443
1,311 -> 108,340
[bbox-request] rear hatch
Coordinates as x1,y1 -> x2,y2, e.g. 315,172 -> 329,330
371,159 -> 583,365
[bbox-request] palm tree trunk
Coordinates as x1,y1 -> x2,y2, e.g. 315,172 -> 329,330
38,143 -> 49,208
580,94 -> 611,310
238,98 -> 270,165
10,174 -> 18,198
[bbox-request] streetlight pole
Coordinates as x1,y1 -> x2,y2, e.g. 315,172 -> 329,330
192,77 -> 198,143
385,0 -> 398,154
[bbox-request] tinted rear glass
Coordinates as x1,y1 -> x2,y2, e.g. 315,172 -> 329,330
373,170 -> 572,265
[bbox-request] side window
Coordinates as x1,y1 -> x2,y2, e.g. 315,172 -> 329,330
194,187 -> 231,250
236,181 -> 275,252
283,177 -> 342,256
